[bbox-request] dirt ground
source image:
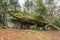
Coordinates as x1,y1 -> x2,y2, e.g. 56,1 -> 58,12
0,28 -> 60,40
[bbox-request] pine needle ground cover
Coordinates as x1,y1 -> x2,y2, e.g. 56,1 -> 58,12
0,28 -> 60,40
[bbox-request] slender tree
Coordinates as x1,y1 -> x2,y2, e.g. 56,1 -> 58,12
0,0 -> 21,28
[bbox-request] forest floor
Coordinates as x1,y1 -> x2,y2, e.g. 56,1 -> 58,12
0,28 -> 60,40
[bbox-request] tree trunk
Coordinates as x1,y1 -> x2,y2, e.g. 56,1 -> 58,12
2,13 -> 7,28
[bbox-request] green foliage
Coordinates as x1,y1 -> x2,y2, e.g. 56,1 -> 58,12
45,0 -> 54,5
53,17 -> 60,27
9,0 -> 21,11
24,0 -> 33,12
0,0 -> 59,30
34,0 -> 47,15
